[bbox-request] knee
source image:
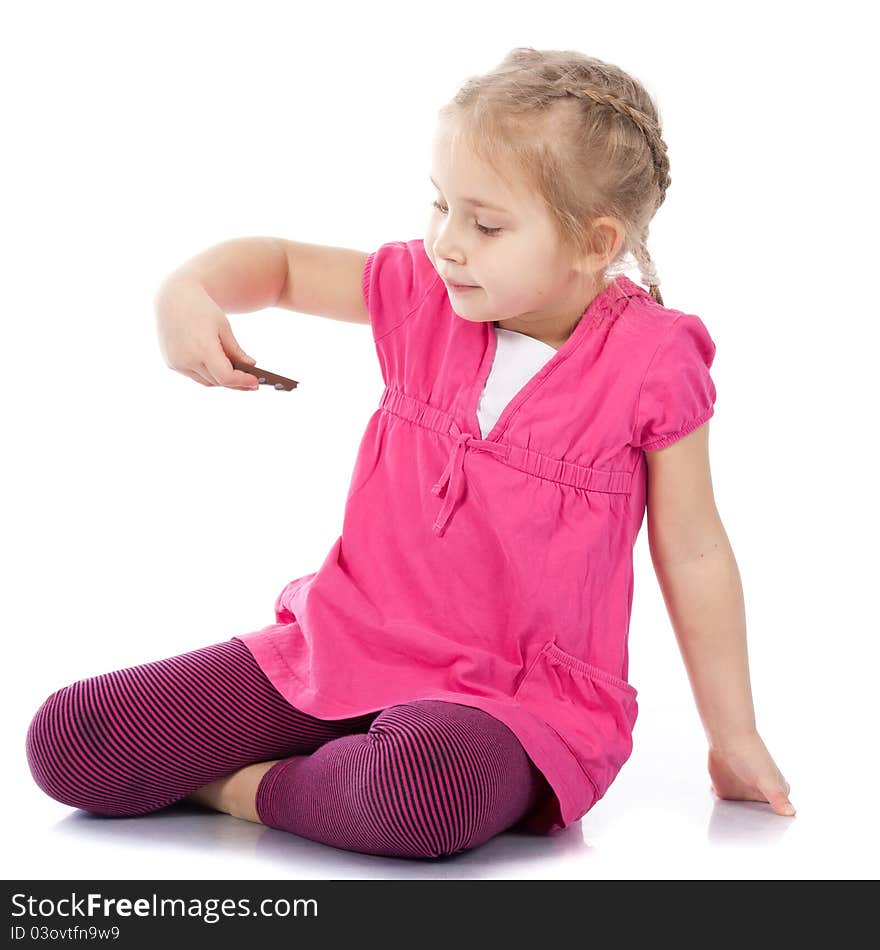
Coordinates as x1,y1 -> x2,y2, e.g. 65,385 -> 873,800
26,685 -> 79,807
354,761 -> 485,860
25,680 -> 127,815
355,706 -> 507,860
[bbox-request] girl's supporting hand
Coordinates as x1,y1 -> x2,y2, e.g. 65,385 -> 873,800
707,731 -> 796,816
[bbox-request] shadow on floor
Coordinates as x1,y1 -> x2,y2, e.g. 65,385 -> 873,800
51,800 -> 592,878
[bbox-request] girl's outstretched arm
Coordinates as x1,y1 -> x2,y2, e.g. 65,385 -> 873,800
644,423 -> 796,816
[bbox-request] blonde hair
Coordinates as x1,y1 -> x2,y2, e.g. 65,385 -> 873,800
437,47 -> 671,306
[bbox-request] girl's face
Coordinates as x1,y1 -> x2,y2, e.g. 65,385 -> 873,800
424,119 -> 606,347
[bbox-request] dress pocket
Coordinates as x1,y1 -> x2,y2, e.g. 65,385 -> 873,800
514,640 -> 639,801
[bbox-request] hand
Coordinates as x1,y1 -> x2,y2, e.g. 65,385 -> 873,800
154,275 -> 261,390
707,732 -> 796,816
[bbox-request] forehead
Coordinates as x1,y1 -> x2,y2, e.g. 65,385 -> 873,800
430,123 -> 530,210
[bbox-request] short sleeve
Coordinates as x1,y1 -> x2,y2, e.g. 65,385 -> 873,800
630,313 -> 717,451
361,238 -> 439,343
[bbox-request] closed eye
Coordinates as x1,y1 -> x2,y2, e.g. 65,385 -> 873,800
431,200 -> 502,237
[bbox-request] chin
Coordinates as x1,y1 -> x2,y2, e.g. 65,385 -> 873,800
453,311 -> 494,324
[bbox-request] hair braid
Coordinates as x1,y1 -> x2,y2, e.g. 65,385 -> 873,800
558,83 -> 669,305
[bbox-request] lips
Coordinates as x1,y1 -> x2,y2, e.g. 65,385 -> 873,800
445,278 -> 478,289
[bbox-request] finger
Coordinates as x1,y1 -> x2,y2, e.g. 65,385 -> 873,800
759,775 -> 796,816
216,330 -> 259,387
231,369 -> 261,389
202,359 -> 258,389
207,354 -> 261,390
219,326 -> 258,366
198,360 -> 222,387
772,798 -> 796,816
181,368 -> 213,387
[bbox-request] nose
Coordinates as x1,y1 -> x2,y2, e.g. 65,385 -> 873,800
431,215 -> 468,265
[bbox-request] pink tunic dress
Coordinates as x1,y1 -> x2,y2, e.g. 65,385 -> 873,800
235,238 -> 717,834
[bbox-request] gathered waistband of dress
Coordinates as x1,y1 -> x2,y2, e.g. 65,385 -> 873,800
379,385 -> 632,495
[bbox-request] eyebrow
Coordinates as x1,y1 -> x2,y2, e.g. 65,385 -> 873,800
429,176 -> 510,214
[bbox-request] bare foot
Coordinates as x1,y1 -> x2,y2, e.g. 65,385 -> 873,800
186,760 -> 282,823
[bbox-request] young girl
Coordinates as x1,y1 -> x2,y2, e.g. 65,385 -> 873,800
25,47 -> 794,862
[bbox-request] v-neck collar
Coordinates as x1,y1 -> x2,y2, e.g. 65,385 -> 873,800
466,275 -> 643,443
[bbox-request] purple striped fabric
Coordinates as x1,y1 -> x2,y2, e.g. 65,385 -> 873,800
26,637 -> 549,859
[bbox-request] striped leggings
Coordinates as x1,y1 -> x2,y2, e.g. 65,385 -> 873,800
25,637 -> 550,860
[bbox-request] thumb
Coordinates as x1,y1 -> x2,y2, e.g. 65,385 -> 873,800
220,328 -> 257,364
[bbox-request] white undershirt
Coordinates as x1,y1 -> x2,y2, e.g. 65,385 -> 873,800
476,325 -> 557,438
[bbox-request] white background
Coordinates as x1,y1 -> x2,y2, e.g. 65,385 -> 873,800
3,0 -> 877,881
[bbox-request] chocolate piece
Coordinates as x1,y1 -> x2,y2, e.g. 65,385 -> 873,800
230,358 -> 299,390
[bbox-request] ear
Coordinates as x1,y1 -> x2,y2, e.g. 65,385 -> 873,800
570,216 -> 627,277
591,216 -> 626,267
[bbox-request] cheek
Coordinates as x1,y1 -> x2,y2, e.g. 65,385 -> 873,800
488,269 -> 530,300
422,233 -> 437,270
